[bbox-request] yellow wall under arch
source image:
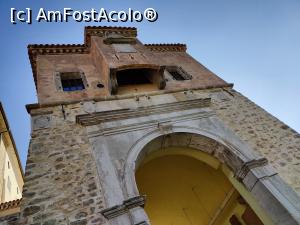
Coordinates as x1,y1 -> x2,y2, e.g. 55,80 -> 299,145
136,147 -> 273,225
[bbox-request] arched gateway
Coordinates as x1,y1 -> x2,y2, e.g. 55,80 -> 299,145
122,129 -> 300,225
136,144 -> 268,225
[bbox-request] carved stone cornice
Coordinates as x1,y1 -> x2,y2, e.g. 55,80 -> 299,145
100,204 -> 127,220
145,44 -> 187,52
134,222 -> 148,225
123,195 -> 146,209
76,98 -> 211,126
85,26 -> 137,46
103,37 -> 137,44
235,158 -> 268,180
0,198 -> 22,211
88,110 -> 215,137
100,195 -> 146,220
28,45 -> 88,87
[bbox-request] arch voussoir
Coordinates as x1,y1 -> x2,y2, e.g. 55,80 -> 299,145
123,127 -> 300,225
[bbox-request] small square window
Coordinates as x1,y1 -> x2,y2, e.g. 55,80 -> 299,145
59,72 -> 85,92
165,66 -> 192,81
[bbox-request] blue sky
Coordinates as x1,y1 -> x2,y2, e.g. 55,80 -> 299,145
0,0 -> 299,169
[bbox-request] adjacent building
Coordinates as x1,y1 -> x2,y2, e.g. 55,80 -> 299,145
0,26 -> 300,225
0,103 -> 24,217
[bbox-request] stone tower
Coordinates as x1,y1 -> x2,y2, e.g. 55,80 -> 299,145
1,26 -> 300,225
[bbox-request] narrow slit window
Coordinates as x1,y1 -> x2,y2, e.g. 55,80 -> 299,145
60,72 -> 85,92
7,176 -> 11,192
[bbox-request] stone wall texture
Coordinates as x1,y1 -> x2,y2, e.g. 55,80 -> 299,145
0,213 -> 20,225
211,89 -> 300,194
18,107 -> 105,225
1,88 -> 299,224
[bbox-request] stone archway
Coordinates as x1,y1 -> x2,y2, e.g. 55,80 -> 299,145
124,127 -> 261,199
136,146 -> 267,225
123,128 -> 300,225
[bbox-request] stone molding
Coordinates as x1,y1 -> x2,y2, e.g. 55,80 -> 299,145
123,195 -> 146,209
76,98 -> 211,126
235,158 -> 268,181
0,199 -> 22,212
103,37 -> 137,45
26,86 -> 234,113
85,26 -> 137,43
100,195 -> 146,220
222,147 -> 269,181
88,111 -> 215,137
145,44 -> 187,52
101,205 -> 127,220
134,222 -> 148,225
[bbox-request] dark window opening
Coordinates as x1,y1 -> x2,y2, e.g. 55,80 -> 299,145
112,67 -> 165,95
7,176 -> 11,192
168,71 -> 185,80
116,69 -> 153,86
97,83 -> 104,88
166,66 -> 192,81
62,79 -> 84,91
60,72 -> 85,92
